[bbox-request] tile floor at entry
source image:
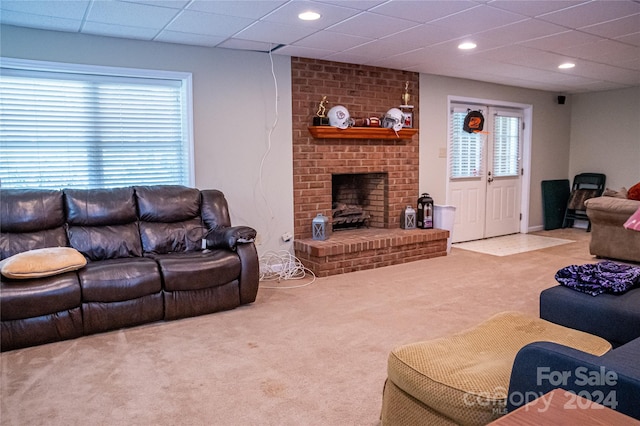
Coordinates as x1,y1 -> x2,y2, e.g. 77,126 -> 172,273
453,233 -> 574,256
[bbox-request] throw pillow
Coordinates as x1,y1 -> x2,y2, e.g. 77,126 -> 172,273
624,206 -> 640,232
628,182 -> 640,201
0,247 -> 87,279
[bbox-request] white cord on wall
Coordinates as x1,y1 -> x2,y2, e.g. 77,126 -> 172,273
259,250 -> 316,289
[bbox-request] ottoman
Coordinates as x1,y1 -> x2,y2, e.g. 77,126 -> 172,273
380,311 -> 611,426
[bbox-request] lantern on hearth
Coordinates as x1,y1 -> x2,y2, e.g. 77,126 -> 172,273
312,213 -> 330,240
417,193 -> 434,229
400,205 -> 416,229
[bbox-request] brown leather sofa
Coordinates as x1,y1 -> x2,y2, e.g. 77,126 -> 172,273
585,196 -> 640,263
0,185 -> 259,351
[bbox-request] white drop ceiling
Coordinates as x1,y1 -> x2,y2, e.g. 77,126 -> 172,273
1,0 -> 639,93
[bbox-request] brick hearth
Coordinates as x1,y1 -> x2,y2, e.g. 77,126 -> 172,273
294,228 -> 449,278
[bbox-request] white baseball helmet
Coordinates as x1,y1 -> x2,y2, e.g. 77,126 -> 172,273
328,105 -> 351,129
382,107 -> 404,132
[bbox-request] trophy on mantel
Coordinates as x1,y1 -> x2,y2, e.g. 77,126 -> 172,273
400,81 -> 413,109
313,96 -> 330,126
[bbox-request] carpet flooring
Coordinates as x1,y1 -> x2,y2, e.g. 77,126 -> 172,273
0,229 -> 595,426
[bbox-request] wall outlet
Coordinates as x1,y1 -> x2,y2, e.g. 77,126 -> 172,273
282,232 -> 293,242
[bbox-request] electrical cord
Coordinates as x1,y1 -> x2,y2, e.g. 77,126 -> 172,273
259,250 -> 316,289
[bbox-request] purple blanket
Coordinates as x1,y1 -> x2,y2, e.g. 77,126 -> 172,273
555,260 -> 640,296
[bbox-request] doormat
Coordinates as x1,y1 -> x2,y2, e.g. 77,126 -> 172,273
453,233 -> 574,256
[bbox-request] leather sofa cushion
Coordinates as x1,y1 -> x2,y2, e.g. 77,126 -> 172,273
140,219 -> 202,254
0,228 -> 69,260
68,223 -> 142,260
0,273 -> 81,320
65,187 -> 137,226
201,189 -> 232,229
152,250 -> 241,291
78,258 -> 162,303
135,185 -> 200,222
0,189 -> 65,233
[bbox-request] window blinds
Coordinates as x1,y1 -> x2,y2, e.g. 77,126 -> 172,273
450,108 -> 484,179
0,66 -> 189,189
492,112 -> 521,177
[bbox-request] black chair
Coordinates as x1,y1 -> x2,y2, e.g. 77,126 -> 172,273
562,172 -> 606,231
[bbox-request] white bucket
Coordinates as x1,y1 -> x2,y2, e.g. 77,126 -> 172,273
434,205 -> 456,254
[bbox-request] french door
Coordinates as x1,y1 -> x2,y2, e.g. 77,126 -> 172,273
448,104 -> 523,243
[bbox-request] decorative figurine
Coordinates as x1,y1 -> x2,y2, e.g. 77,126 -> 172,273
316,96 -> 327,117
313,96 -> 330,126
401,81 -> 414,109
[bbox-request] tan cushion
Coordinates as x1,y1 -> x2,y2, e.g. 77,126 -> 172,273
387,311 -> 611,425
0,247 -> 87,279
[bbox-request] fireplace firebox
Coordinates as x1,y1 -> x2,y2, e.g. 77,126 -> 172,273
332,173 -> 387,231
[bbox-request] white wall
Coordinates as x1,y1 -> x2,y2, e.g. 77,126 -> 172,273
419,74 -> 572,229
569,87 -> 640,190
0,25 -> 294,256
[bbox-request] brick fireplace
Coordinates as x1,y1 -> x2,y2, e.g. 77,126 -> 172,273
291,58 -> 447,276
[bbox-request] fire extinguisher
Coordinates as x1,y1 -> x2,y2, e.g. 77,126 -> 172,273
417,193 -> 434,229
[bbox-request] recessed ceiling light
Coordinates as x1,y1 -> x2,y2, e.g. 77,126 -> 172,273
298,11 -> 321,21
558,62 -> 575,69
458,42 -> 477,50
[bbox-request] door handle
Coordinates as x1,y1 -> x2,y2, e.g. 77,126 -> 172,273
487,171 -> 494,183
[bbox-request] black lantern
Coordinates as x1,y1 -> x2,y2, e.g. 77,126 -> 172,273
417,193 -> 434,229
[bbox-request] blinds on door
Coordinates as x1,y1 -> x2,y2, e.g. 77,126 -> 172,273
449,107 -> 484,179
492,110 -> 522,177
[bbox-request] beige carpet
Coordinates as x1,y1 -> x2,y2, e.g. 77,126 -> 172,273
0,229 -> 595,426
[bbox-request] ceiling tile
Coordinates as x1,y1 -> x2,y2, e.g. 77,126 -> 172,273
154,30 -> 227,47
82,21 -> 158,40
166,10 -> 256,37
486,0 -> 588,17
86,1 -> 180,28
0,10 -> 82,32
429,4 -> 528,34
537,0 -> 640,27
260,1 -> 361,29
0,0 -> 90,19
186,0 -> 286,19
478,18 -> 567,43
378,23 -> 464,50
325,11 -> 419,39
121,0 -> 190,8
272,44 -> 335,58
217,38 -> 275,51
314,0 -> 387,11
368,0 -> 478,23
519,30 -> 602,51
291,31 -> 372,50
579,14 -> 640,38
234,20 -> 321,45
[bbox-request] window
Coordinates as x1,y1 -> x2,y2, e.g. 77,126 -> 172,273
492,112 -> 521,177
449,107 -> 484,179
0,58 -> 193,189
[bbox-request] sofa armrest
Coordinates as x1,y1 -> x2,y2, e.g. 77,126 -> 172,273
507,341 -> 640,420
206,226 -> 257,251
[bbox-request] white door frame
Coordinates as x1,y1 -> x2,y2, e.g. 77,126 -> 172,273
447,95 -> 533,235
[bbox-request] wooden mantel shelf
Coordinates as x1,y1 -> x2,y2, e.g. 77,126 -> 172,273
308,126 -> 418,140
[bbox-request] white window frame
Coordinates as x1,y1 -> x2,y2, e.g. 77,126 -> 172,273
0,57 -> 194,188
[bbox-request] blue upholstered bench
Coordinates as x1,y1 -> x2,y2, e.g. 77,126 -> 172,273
540,285 -> 640,347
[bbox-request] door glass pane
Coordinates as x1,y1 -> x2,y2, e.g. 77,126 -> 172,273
450,111 -> 483,179
493,115 -> 520,177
